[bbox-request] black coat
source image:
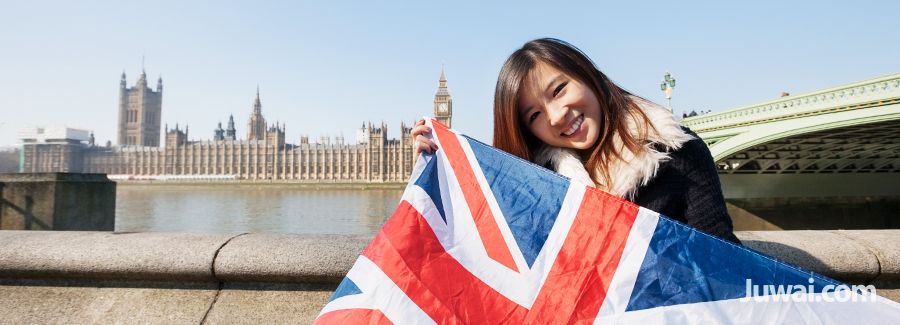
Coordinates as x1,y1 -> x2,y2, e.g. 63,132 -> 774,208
629,128 -> 741,244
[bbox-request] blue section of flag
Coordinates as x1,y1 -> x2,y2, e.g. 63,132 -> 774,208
626,217 -> 838,311
414,155 -> 447,223
465,137 -> 570,268
329,277 -> 363,302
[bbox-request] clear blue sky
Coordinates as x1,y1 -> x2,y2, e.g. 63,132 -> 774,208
1,1 -> 898,146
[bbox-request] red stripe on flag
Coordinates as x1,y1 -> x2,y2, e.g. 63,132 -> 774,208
431,120 -> 519,272
525,188 -> 639,323
315,308 -> 393,325
363,200 -> 528,323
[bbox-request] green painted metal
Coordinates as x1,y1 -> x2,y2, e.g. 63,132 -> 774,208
710,105 -> 900,161
683,73 -> 900,133
680,73 -> 900,164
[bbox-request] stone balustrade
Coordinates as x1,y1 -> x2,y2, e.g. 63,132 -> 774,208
0,230 -> 897,323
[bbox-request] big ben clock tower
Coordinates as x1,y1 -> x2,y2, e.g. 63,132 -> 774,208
433,66 -> 452,127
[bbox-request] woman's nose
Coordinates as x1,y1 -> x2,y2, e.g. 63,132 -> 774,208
547,103 -> 569,127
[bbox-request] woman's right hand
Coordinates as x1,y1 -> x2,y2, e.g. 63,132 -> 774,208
411,119 -> 438,158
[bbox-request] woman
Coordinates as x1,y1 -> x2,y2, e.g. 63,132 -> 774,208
412,38 -> 739,244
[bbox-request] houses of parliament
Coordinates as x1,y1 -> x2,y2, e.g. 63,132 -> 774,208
19,69 -> 454,182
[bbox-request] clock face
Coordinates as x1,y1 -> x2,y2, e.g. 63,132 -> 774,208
438,103 -> 447,112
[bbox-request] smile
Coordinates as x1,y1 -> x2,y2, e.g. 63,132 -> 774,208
562,115 -> 584,137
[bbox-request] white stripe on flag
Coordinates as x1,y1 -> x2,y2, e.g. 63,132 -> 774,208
594,293 -> 900,324
404,186 -> 450,244
318,256 -> 435,324
457,134 -> 531,272
408,123 -> 592,309
594,207 -> 661,321
404,175 -> 587,309
526,183 -> 588,306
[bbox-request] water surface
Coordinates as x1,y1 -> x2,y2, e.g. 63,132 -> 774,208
116,184 -> 403,235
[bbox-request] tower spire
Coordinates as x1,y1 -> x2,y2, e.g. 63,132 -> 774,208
253,85 -> 262,114
226,114 -> 236,140
438,65 -> 448,89
247,86 -> 266,141
136,57 -> 147,87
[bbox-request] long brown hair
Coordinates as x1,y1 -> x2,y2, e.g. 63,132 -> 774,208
493,38 -> 656,189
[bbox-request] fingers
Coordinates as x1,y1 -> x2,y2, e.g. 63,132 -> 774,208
414,142 -> 430,157
411,119 -> 438,158
410,124 -> 431,138
409,125 -> 431,138
416,135 -> 437,151
414,135 -> 438,157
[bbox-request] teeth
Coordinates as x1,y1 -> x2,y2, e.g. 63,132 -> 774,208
563,115 -> 583,136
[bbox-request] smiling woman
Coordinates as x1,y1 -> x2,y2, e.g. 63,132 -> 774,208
412,38 -> 739,244
516,61 -> 602,150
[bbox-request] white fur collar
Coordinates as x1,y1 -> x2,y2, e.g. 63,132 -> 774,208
534,97 -> 694,200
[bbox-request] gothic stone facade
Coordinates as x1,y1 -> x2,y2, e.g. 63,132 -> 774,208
118,70 -> 162,147
52,121 -> 410,182
21,70 -> 451,183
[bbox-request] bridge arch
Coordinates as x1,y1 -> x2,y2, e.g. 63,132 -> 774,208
683,73 -> 900,174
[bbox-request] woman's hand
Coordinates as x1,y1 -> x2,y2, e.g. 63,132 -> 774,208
411,119 -> 438,158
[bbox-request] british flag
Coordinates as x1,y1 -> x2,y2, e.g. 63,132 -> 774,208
316,119 -> 900,324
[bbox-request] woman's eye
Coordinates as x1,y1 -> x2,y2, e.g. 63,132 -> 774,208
528,111 -> 540,124
552,81 -> 568,97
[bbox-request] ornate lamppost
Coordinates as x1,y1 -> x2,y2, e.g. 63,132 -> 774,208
660,71 -> 676,112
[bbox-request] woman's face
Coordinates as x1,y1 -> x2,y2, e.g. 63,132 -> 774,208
517,62 -> 601,150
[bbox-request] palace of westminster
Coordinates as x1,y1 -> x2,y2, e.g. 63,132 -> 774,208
19,69 -> 454,182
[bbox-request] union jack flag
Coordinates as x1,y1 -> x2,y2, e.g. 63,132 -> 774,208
316,119 -> 900,324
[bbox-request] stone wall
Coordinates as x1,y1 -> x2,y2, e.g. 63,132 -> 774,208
0,173 -> 115,230
0,231 -> 897,323
728,197 -> 900,230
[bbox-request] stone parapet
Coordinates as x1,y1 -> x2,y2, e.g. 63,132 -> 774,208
214,233 -> 372,284
0,230 -> 897,323
0,231 -> 235,281
747,231 -> 867,277
3,230 -> 897,285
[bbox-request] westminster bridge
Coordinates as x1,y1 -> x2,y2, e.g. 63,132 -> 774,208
682,73 -> 900,230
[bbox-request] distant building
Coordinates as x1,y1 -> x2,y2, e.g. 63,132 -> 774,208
18,127 -> 92,173
19,69 -> 453,182
118,70 -> 162,147
434,66 -> 453,128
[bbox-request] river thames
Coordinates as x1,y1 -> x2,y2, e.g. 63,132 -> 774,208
115,184 -> 404,235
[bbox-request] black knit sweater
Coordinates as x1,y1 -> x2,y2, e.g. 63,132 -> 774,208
629,128 -> 741,244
